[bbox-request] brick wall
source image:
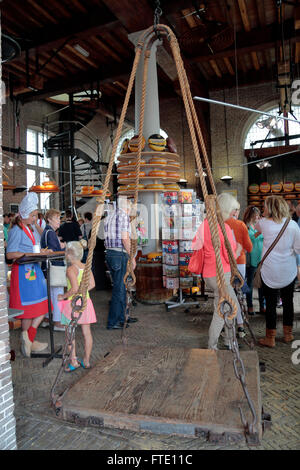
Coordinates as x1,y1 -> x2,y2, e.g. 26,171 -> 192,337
209,82 -> 280,212
0,26 -> 17,449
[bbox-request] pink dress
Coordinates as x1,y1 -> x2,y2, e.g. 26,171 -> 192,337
58,268 -> 97,325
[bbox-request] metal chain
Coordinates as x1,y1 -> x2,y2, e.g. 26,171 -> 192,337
50,295 -> 84,414
234,283 -> 257,349
221,301 -> 258,443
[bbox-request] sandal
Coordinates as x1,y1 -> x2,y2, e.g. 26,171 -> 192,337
79,359 -> 91,369
65,362 -> 80,373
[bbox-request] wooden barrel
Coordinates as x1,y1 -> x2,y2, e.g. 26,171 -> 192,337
136,262 -> 173,304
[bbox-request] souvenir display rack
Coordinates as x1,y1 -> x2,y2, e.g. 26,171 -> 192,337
162,189 -> 205,311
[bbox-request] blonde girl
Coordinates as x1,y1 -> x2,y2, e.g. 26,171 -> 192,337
58,239 -> 96,371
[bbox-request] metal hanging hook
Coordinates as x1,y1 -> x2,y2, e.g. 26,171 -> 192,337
153,0 -> 163,40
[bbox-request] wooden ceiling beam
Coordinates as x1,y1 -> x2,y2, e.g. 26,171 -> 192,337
4,10 -> 120,65
16,62 -> 134,103
190,18 -> 298,64
238,0 -> 251,32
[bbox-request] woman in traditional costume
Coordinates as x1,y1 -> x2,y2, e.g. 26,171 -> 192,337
6,193 -> 49,357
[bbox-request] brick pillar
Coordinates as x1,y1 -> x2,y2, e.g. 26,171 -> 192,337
0,16 -> 17,450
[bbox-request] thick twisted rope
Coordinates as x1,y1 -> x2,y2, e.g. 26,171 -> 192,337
74,41 -> 144,312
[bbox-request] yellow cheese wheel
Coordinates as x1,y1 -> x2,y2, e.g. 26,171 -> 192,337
164,184 -> 180,190
127,184 -> 145,190
166,172 -> 180,178
128,135 -> 146,152
149,158 -> 167,165
283,181 -> 294,192
249,196 -> 260,201
249,183 -> 260,194
118,186 -> 128,192
127,171 -> 146,178
148,169 -> 167,177
145,183 -> 165,190
271,182 -> 283,193
81,185 -> 94,194
295,182 -> 300,192
260,182 -> 271,193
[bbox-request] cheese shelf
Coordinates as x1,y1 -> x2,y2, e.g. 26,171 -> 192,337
117,188 -> 170,195
117,163 -> 180,173
118,177 -> 179,184
117,151 -> 180,162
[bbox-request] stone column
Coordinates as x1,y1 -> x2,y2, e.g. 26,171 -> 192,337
128,30 -> 162,254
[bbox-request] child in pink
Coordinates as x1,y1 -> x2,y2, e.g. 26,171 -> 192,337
58,240 -> 96,371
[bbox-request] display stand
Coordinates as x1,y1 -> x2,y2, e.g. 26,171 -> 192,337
17,252 -> 65,367
162,190 -> 206,311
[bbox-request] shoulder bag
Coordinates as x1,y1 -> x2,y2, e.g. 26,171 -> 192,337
45,230 -> 67,287
253,217 -> 290,289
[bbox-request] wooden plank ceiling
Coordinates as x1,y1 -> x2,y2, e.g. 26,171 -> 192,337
1,0 -> 300,107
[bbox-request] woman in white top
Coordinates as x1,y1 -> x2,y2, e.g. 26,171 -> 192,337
255,195 -> 300,347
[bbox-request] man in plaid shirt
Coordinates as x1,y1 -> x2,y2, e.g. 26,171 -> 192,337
105,197 -> 138,329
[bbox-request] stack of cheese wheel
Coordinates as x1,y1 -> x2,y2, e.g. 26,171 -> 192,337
81,185 -> 94,195
295,182 -> 300,192
92,189 -> 111,196
148,134 -> 167,152
260,182 -> 271,193
271,182 -> 282,193
148,169 -> 167,178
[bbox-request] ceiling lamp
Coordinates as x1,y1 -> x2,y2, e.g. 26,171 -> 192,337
256,116 -> 279,130
256,161 -> 272,169
73,44 -> 90,57
220,175 -> 233,185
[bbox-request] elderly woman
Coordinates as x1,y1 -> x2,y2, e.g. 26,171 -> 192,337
192,192 -> 242,349
6,193 -> 48,357
255,195 -> 300,347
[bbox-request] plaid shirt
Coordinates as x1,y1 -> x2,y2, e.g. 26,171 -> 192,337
104,208 -> 130,249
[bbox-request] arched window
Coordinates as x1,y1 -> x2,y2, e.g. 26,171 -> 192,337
244,106 -> 300,149
115,128 -> 168,162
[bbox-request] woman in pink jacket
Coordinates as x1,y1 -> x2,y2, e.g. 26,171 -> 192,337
192,193 -> 242,349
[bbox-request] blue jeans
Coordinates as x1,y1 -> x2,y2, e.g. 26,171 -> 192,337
105,250 -> 129,328
246,265 -> 265,310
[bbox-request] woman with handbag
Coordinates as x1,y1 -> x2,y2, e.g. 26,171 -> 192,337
255,196 -> 300,347
40,209 -> 66,332
190,193 -> 242,350
6,193 -> 49,357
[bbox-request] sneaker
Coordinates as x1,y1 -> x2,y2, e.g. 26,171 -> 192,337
237,327 -> 246,339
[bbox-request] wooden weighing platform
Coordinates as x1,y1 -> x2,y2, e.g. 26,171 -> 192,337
61,345 -> 263,444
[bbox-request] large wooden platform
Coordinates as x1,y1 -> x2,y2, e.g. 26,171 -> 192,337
61,345 -> 263,444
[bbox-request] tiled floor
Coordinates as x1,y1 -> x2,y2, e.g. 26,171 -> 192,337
9,288 -> 300,450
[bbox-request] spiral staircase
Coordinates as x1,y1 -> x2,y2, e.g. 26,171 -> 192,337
43,98 -> 109,211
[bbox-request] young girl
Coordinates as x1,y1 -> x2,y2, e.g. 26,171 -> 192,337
58,240 -> 96,371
